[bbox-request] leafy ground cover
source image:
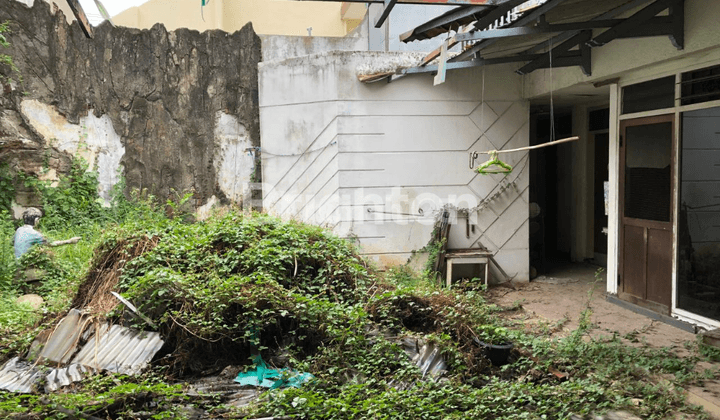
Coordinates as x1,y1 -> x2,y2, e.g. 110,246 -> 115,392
0,163 -> 718,419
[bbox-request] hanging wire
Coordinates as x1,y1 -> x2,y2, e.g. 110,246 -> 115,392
475,65 -> 515,175
245,141 -> 338,158
481,66 -> 485,135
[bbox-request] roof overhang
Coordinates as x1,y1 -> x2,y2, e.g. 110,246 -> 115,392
353,0 -> 686,83
305,0 -> 518,27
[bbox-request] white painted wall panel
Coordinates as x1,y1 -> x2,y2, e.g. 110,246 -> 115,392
337,185 -> 478,205
339,100 -> 478,117
262,120 -> 338,211
277,155 -> 340,218
337,115 -> 480,152
260,51 -> 530,280
338,152 -> 475,187
260,102 -> 340,158
305,175 -> 341,226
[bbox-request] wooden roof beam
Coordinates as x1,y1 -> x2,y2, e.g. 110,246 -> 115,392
304,0 -> 508,5
403,49 -> 586,75
65,0 -> 93,39
399,5 -> 491,43
375,0 -> 399,28
521,0 -> 655,54
453,20 -> 626,43
448,0 -> 569,63
588,0 -> 681,47
515,30 -> 591,75
408,0 -> 525,66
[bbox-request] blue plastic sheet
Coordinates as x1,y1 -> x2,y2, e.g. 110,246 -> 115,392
234,355 -> 313,389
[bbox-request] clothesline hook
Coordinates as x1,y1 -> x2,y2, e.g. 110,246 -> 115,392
468,151 -> 479,169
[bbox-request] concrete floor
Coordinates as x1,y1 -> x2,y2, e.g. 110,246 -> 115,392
486,262 -> 720,419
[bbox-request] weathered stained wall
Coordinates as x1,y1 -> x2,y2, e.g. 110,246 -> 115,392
260,51 -> 530,280
259,17 -> 369,64
0,0 -> 260,210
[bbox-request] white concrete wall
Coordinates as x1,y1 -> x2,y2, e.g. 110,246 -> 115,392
260,51 -> 530,280
260,34 -> 368,63
260,12 -> 370,63
259,15 -> 369,64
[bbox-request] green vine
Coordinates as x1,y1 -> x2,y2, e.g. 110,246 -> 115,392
0,20 -> 20,84
0,163 -> 15,215
17,158 -> 107,230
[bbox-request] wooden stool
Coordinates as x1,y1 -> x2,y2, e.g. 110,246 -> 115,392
445,249 -> 493,288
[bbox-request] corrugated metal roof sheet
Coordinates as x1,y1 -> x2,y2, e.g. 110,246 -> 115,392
400,337 -> 447,378
0,310 -> 164,394
0,357 -> 44,393
0,357 -> 94,394
35,309 -> 88,364
44,364 -> 94,392
72,324 -> 164,375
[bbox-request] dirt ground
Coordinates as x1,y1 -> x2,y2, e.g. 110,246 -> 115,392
488,263 -> 693,347
486,262 -> 720,419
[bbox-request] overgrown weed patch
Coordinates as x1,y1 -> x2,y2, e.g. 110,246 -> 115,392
0,164 -> 716,418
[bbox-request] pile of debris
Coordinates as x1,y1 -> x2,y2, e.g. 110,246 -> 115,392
0,212 -> 475,410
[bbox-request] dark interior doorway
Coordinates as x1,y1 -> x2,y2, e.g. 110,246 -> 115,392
529,108 -> 574,276
590,107 -> 610,266
593,132 -> 609,263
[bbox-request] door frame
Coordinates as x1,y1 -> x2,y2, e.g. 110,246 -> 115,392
618,114 -> 676,313
607,64 -> 720,330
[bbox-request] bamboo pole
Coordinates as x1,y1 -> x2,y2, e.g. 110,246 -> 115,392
478,135 -> 580,154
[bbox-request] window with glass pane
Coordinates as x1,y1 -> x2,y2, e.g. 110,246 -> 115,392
624,122 -> 672,221
677,107 -> 720,321
622,76 -> 675,114
681,65 -> 720,106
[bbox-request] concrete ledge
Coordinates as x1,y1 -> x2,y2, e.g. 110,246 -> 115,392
605,294 -> 697,334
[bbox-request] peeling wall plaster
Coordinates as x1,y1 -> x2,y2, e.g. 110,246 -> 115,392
213,112 -> 254,204
20,100 -> 125,203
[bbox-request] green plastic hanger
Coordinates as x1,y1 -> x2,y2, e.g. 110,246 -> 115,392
476,151 -> 513,175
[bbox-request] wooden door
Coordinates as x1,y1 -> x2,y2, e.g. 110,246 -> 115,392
619,115 -> 675,314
